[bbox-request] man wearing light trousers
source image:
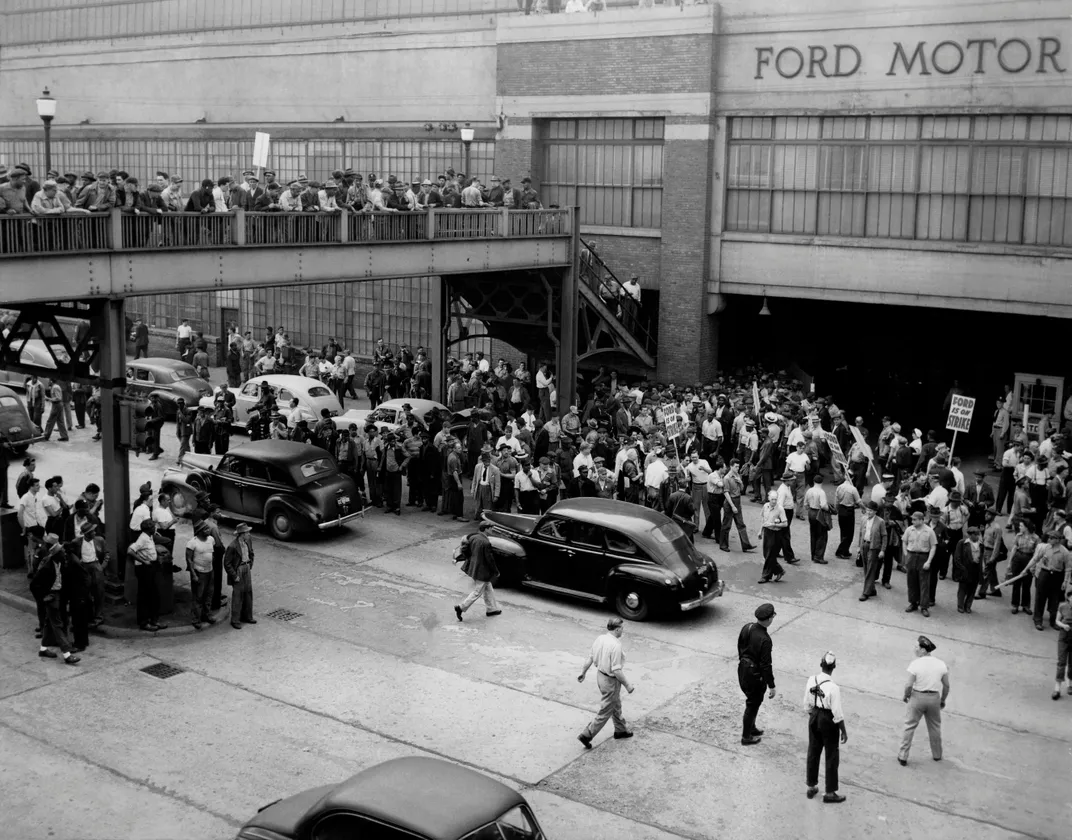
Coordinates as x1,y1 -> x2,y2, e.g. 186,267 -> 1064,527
577,616 -> 634,748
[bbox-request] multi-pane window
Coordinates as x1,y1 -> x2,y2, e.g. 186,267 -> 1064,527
0,138 -> 493,190
541,118 -> 664,229
726,115 -> 1072,247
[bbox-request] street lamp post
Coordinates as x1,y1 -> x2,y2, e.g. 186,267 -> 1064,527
35,88 -> 56,175
459,122 -> 474,181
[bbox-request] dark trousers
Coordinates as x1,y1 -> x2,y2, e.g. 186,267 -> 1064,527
495,478 -> 515,513
943,529 -> 963,580
836,505 -> 855,556
996,467 -> 1015,514
905,551 -> 932,608
540,488 -> 558,513
383,471 -> 403,511
740,682 -> 765,738
957,565 -> 980,611
883,542 -> 899,585
407,472 -> 423,505
366,463 -> 383,506
979,555 -> 1001,594
424,476 -> 440,512
702,494 -> 725,538
720,497 -> 754,550
73,391 -> 87,427
69,597 -> 91,649
778,511 -> 796,561
518,489 -> 540,514
40,595 -> 73,653
808,510 -> 828,561
43,404 -> 68,440
1007,550 -> 1032,610
761,529 -> 785,580
135,563 -> 160,627
929,546 -> 949,604
444,485 -> 464,517
861,545 -> 881,596
1034,569 -> 1062,625
211,544 -> 224,611
806,709 -> 840,794
190,570 -> 212,623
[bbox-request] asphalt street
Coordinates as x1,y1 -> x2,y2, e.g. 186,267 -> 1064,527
1,424 -> 1068,840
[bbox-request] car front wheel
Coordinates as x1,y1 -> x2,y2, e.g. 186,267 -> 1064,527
614,586 -> 651,622
267,507 -> 296,541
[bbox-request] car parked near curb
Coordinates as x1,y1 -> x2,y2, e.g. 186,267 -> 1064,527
0,338 -> 66,389
162,440 -> 364,541
481,497 -> 725,621
0,385 -> 42,454
236,756 -> 546,840
125,358 -> 213,418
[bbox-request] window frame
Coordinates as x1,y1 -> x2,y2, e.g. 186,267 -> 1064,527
724,114 -> 1072,247
541,118 -> 664,230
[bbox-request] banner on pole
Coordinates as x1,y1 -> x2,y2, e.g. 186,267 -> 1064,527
662,402 -> 684,439
849,425 -> 882,483
252,132 -> 271,168
945,395 -> 976,433
752,382 -> 761,416
819,430 -> 849,478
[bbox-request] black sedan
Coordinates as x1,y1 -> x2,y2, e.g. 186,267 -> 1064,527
482,498 -> 725,621
0,384 -> 42,454
162,440 -> 364,541
237,756 -> 546,840
126,357 -> 213,418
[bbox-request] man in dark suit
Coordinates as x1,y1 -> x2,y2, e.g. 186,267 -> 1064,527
858,502 -> 888,601
131,318 -> 149,359
963,470 -> 996,528
454,525 -> 501,621
568,464 -> 598,499
30,543 -> 80,664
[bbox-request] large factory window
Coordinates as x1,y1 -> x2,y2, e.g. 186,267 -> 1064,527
540,118 -> 664,229
726,115 -> 1072,248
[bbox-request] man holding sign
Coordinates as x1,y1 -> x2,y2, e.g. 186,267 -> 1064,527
946,395 -> 976,458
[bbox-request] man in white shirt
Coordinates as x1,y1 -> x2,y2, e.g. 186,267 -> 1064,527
476,352 -> 490,374
461,178 -> 485,207
535,364 -> 554,423
923,475 -> 949,512
785,440 -> 811,519
17,478 -> 45,539
683,451 -> 713,528
318,181 -> 342,212
775,470 -> 798,563
701,409 -> 724,463
644,449 -> 669,509
185,520 -> 216,629
212,177 -> 233,212
573,442 -> 596,477
803,651 -> 847,803
898,635 -> 950,765
577,617 -> 633,747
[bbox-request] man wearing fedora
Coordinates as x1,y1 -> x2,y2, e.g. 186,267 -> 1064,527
224,523 -> 257,629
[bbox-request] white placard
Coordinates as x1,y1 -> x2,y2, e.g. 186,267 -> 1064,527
252,132 -> 270,168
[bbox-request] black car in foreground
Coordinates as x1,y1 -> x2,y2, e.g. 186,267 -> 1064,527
236,756 -> 546,840
163,440 -> 364,541
482,498 -> 725,621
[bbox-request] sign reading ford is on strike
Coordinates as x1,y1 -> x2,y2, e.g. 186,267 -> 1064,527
755,37 -> 1066,80
946,395 -> 976,433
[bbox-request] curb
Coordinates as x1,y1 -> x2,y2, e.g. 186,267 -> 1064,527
0,588 -> 227,639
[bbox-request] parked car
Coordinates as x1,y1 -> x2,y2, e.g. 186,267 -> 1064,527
236,756 -> 546,840
481,497 -> 725,621
332,397 -> 449,435
0,385 -> 43,454
162,440 -> 363,541
0,338 -> 66,389
200,374 -> 341,430
125,358 -> 212,418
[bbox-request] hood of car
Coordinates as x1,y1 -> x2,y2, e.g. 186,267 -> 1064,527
483,511 -> 540,536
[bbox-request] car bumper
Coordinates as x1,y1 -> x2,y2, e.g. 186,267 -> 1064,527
679,580 -> 726,611
317,508 -> 367,530
5,433 -> 45,449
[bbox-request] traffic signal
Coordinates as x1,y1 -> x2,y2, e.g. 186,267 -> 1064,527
118,398 -> 151,453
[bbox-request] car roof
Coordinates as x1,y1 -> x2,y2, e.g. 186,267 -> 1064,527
546,497 -> 674,547
314,757 -> 524,840
376,398 -> 448,414
248,374 -> 331,392
225,440 -> 332,467
0,384 -> 21,399
130,358 -> 194,371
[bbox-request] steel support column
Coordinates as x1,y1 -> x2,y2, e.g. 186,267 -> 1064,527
557,210 -> 581,412
430,276 -> 446,404
97,299 -> 129,579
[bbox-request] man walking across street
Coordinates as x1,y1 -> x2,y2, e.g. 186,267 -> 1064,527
758,490 -> 787,584
454,524 -> 501,621
898,635 -> 950,765
41,378 -> 69,442
720,459 -> 755,553
804,651 -> 847,803
738,603 -> 777,745
224,523 -> 257,629
577,616 -> 634,748
903,511 -> 938,617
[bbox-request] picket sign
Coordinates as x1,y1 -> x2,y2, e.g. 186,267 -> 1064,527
945,395 -> 976,459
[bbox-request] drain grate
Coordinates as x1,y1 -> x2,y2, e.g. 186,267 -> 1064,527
266,608 -> 303,622
141,662 -> 184,680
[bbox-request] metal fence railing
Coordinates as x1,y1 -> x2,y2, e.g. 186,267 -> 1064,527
0,213 -> 112,255
0,207 -> 573,257
578,236 -> 656,356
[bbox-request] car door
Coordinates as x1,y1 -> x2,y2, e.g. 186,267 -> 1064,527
233,381 -> 261,425
129,366 -> 151,398
214,454 -> 246,514
522,516 -> 574,585
561,521 -> 610,595
240,461 -> 289,518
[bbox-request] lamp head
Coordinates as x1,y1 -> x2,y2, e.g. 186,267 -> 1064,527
36,87 -> 56,119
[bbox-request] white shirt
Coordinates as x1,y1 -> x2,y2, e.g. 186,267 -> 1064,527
477,358 -> 490,373
622,279 -> 641,302
870,484 -> 888,506
515,469 -> 537,493
573,451 -> 595,477
176,324 -> 193,340
776,481 -> 794,510
787,426 -> 806,448
863,516 -> 875,542
924,485 -> 949,511
907,655 -> 948,692
802,674 -> 844,723
496,435 -> 522,455
701,417 -> 723,442
786,451 -> 810,473
951,466 -> 965,496
152,505 -> 175,530
590,632 -> 625,674
129,502 -> 152,532
684,460 -> 712,485
212,186 -> 229,212
536,370 -> 553,390
18,491 -> 44,529
80,538 -> 98,564
644,459 -> 669,489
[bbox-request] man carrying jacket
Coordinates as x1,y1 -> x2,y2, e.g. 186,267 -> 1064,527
30,541 -> 80,664
454,525 -> 501,621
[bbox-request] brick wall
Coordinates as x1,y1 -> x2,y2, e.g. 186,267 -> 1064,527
582,234 -> 662,292
498,35 -> 713,96
494,123 -> 536,187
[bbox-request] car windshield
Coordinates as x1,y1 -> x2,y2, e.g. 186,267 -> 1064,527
307,385 -> 332,398
646,521 -> 698,576
169,366 -> 200,381
461,806 -> 544,840
368,408 -> 395,423
297,457 -> 335,483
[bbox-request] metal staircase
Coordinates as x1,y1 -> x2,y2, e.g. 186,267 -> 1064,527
576,239 -> 657,369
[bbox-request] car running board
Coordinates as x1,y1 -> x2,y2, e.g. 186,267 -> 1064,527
521,580 -> 606,603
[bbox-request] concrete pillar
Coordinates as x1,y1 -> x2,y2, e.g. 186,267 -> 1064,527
109,209 -> 123,249
232,208 -> 246,245
557,208 -> 580,413
97,299 -> 130,580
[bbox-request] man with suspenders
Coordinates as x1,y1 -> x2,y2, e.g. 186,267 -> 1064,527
802,651 -> 848,803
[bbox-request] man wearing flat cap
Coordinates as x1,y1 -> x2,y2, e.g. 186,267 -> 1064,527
898,635 -> 950,765
737,603 -> 777,745
803,651 -> 847,803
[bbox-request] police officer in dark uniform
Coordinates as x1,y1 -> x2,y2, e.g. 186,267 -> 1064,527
737,602 -> 777,745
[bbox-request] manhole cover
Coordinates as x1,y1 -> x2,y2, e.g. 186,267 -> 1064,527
266,608 -> 303,622
141,662 -> 184,680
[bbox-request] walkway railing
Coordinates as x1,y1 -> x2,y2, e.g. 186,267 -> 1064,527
0,207 -> 573,257
578,236 -> 657,357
